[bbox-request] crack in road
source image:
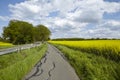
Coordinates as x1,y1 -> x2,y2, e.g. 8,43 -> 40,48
44,54 -> 47,63
25,62 -> 42,80
23,44 -> 80,80
47,62 -> 56,80
36,69 -> 43,76
24,50 -> 56,80
25,53 -> 48,80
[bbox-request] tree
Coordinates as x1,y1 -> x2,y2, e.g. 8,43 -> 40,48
2,20 -> 51,44
34,25 -> 51,42
3,20 -> 34,44
0,36 -> 3,41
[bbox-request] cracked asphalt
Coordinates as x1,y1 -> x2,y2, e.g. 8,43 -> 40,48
23,44 -> 80,80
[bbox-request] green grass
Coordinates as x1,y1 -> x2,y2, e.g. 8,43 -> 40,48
0,44 -> 47,80
54,44 -> 120,80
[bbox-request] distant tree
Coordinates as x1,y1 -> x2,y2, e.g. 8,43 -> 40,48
0,36 -> 3,41
34,25 -> 51,42
3,20 -> 34,44
96,37 -> 100,40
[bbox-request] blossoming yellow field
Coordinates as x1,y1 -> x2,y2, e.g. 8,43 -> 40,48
49,40 -> 120,61
50,40 -> 120,49
0,42 -> 13,46
0,42 -> 13,49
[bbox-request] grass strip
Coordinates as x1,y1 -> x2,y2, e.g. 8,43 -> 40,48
0,44 -> 47,80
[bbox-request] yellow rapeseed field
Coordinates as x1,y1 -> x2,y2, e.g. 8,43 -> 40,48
0,42 -> 13,49
50,40 -> 120,61
0,42 -> 13,46
50,40 -> 120,50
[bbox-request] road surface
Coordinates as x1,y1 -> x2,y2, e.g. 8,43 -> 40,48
23,44 -> 80,80
0,43 -> 40,55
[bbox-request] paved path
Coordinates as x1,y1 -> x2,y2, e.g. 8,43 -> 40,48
23,44 -> 80,80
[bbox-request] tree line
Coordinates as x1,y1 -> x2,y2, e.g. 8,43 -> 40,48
51,38 -> 119,41
1,20 -> 51,44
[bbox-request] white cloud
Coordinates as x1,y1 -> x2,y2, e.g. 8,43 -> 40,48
103,2 -> 120,13
99,20 -> 120,31
72,10 -> 102,23
0,0 -> 120,38
84,20 -> 120,38
0,16 -> 10,21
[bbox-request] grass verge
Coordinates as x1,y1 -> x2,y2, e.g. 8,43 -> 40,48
53,44 -> 120,80
0,44 -> 47,80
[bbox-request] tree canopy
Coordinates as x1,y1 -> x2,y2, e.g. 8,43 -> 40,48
2,20 -> 51,44
34,25 -> 51,42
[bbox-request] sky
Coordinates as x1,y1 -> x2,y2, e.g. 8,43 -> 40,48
0,0 -> 120,39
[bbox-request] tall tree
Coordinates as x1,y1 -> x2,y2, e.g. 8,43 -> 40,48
3,20 -> 34,44
34,25 -> 51,42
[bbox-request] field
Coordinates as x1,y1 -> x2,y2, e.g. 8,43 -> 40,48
0,44 -> 47,80
50,40 -> 120,62
49,40 -> 120,80
0,42 -> 14,49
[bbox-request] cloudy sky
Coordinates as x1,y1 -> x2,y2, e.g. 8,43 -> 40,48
0,0 -> 120,39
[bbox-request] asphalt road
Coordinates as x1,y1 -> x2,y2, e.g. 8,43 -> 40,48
23,44 -> 80,80
0,43 -> 40,55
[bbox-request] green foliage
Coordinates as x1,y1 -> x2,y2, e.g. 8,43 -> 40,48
0,37 -> 4,41
34,25 -> 51,42
51,38 -> 119,41
0,44 -> 47,80
3,20 -> 34,44
2,20 -> 51,44
52,38 -> 85,41
54,44 -> 120,80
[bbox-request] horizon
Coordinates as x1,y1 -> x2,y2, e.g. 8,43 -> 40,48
0,0 -> 120,39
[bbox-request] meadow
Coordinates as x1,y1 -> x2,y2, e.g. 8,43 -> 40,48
49,40 -> 120,80
0,44 -> 47,80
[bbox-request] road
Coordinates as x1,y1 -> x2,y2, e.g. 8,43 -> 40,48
0,43 -> 40,55
23,44 -> 80,80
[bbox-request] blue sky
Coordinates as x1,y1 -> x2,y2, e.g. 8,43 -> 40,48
0,0 -> 25,34
0,0 -> 120,38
